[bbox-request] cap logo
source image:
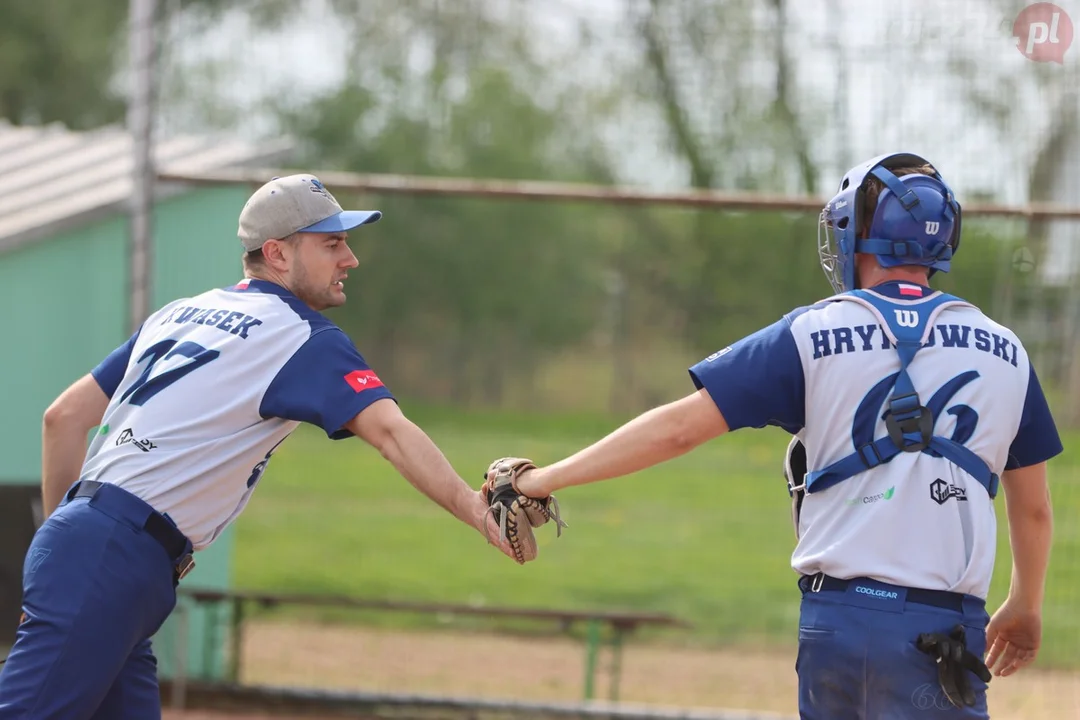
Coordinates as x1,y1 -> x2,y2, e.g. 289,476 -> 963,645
310,178 -> 332,200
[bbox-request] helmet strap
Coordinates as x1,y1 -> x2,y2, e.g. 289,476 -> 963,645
856,238 -> 924,259
868,166 -> 925,224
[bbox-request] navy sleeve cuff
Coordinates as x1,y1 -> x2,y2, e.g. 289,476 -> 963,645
688,318 -> 805,434
1005,364 -> 1063,469
261,328 -> 397,438
90,330 -> 141,398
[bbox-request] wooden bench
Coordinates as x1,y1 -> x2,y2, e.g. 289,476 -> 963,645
177,588 -> 691,703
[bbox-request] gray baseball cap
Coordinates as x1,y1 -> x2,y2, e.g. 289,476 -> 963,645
237,174 -> 382,252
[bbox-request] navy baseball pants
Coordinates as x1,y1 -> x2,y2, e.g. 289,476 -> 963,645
796,574 -> 990,719
0,481 -> 191,719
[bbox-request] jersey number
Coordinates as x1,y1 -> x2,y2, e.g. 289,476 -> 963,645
247,437 -> 287,489
852,370 -> 981,451
119,340 -> 221,407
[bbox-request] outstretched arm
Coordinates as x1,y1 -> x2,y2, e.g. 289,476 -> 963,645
514,389 -> 728,498
345,398 -> 515,560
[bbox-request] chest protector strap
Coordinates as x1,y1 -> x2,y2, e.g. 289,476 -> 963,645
794,289 -> 1000,501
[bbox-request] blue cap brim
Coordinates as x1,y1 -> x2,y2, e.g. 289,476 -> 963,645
300,210 -> 382,233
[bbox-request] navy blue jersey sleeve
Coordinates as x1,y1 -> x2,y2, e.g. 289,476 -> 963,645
688,318 -> 805,434
1005,364 -> 1063,470
261,327 -> 396,439
91,329 -> 141,398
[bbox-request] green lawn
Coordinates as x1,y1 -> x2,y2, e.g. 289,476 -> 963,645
233,402 -> 1080,667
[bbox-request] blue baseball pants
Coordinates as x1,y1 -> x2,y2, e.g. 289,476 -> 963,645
0,482 -> 191,719
796,574 -> 990,719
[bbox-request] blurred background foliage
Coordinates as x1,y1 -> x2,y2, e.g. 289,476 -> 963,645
4,0 -> 1076,420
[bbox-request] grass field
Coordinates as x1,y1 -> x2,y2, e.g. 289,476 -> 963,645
232,401 -> 1080,667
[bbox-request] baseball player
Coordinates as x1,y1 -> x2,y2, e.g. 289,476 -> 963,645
486,153 -> 1060,718
0,174 -> 515,719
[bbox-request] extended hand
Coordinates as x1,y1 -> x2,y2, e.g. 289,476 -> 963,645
479,457 -> 566,565
465,490 -> 518,561
985,599 -> 1042,677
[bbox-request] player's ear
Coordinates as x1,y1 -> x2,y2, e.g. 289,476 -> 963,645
260,237 -> 290,271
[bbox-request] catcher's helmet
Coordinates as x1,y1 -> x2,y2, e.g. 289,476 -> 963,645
818,152 -> 962,294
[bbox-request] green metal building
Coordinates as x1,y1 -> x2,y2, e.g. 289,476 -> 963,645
0,119 -> 291,681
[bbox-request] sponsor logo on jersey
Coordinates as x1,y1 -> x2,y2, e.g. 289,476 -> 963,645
844,486 -> 895,506
116,428 -> 157,453
855,585 -> 899,600
704,346 -> 732,362
930,478 -> 967,505
345,369 -> 384,392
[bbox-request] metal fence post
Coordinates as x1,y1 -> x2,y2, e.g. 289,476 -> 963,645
582,618 -> 602,701
608,625 -> 627,702
229,596 -> 244,683
170,601 -> 189,710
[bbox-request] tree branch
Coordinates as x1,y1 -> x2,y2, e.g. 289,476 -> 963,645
640,0 -> 714,189
769,0 -> 816,194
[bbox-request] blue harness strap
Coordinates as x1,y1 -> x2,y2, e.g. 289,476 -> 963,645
799,289 -> 999,499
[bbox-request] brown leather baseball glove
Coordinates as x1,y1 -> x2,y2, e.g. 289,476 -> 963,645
481,457 -> 566,564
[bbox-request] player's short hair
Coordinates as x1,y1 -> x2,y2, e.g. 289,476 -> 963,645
241,233 -> 300,272
241,248 -> 266,272
859,164 -> 937,239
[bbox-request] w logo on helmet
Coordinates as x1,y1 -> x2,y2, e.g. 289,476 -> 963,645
894,310 -> 919,327
925,221 -> 940,235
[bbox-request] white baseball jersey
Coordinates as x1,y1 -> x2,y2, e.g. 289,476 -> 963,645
83,278 -> 394,550
689,280 -> 1062,600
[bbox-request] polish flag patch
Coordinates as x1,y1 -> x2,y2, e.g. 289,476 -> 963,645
897,283 -> 923,297
344,370 -> 384,392
236,279 -> 251,289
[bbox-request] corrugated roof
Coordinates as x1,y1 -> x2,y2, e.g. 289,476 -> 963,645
0,120 -> 294,253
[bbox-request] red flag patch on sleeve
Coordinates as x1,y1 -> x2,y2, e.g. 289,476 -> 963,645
344,370 -> 384,392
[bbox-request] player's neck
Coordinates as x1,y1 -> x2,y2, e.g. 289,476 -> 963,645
857,260 -> 930,289
245,269 -> 289,290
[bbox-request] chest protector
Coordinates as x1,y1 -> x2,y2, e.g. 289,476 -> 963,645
785,289 -> 1000,538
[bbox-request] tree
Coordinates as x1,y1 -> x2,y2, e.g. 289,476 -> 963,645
939,0 -> 1080,418
0,0 -> 242,130
265,0 -> 614,408
0,0 -> 128,128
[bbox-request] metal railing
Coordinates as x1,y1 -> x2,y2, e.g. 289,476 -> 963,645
177,588 -> 691,703
158,167 -> 1080,219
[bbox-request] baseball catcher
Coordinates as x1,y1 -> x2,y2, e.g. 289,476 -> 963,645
476,153 -> 1061,719
481,457 -> 566,564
